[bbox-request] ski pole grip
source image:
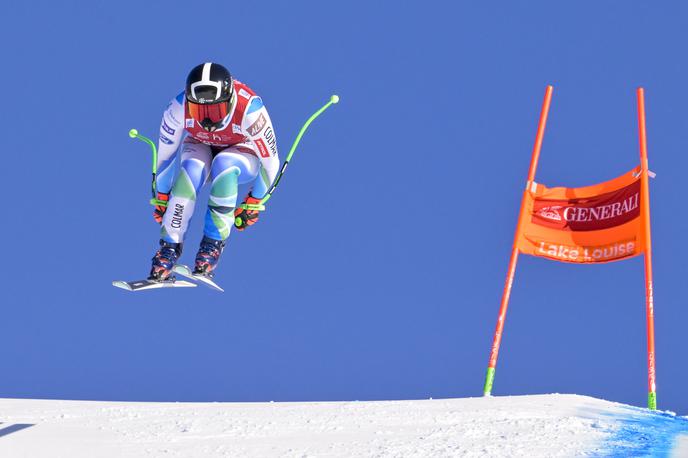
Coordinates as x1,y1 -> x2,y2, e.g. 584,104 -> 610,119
240,203 -> 266,211
234,202 -> 266,228
150,198 -> 169,207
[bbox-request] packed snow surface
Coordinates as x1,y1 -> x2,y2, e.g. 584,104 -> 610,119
0,394 -> 686,457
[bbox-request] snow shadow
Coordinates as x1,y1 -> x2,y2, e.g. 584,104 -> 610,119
596,406 -> 688,457
0,423 -> 34,438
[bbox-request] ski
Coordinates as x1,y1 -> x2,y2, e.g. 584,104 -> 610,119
172,264 -> 225,292
112,278 -> 196,292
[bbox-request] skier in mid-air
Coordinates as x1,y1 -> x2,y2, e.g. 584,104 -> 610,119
148,62 -> 279,282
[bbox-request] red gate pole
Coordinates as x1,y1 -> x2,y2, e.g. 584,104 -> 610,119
483,86 -> 554,396
636,87 -> 657,410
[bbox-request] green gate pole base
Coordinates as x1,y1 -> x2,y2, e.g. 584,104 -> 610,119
483,367 -> 495,396
648,392 -> 657,410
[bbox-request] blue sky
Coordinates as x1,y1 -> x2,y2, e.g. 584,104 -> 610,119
0,1 -> 687,413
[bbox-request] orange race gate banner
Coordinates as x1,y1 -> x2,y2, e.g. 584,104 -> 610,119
517,166 -> 645,263
482,86 -> 657,410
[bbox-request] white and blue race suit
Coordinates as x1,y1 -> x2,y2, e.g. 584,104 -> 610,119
155,80 -> 280,244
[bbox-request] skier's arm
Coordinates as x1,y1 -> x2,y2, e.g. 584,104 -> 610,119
155,93 -> 185,195
242,96 -> 280,198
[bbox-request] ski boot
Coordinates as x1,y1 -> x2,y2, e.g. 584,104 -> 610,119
149,240 -> 183,281
193,236 -> 226,278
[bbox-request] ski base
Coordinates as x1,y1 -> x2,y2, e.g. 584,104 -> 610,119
112,277 -> 197,291
172,264 -> 225,292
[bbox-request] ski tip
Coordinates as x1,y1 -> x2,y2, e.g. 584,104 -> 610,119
112,281 -> 133,291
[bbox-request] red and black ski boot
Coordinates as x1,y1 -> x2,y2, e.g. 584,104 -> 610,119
149,240 -> 183,281
193,236 -> 226,278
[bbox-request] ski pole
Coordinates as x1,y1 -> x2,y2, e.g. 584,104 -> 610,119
128,128 -> 168,207
235,94 -> 339,227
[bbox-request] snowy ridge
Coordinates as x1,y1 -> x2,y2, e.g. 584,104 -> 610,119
0,394 -> 686,457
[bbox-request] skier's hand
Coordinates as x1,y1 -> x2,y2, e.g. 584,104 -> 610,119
153,192 -> 170,224
234,194 -> 262,231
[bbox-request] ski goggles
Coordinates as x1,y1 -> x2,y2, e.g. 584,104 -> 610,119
186,100 -> 231,131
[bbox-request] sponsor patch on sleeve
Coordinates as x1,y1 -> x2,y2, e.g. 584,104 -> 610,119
186,119 -> 195,128
246,97 -> 264,114
246,113 -> 267,136
162,120 -> 175,135
238,88 -> 251,99
262,126 -> 278,155
255,138 -> 270,158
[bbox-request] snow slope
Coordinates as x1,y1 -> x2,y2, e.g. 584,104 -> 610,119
0,394 -> 686,457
